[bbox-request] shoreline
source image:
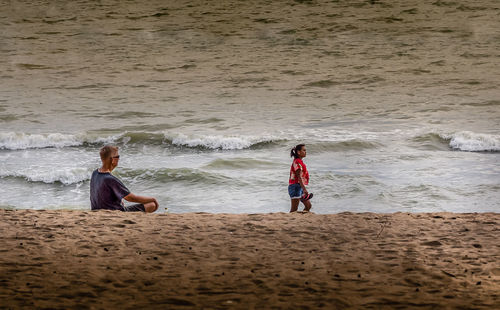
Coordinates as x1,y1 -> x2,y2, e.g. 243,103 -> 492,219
1,210 -> 498,309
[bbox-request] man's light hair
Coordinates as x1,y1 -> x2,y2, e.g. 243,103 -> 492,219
100,145 -> 118,161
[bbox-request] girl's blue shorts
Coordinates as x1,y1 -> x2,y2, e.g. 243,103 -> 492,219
288,183 -> 303,199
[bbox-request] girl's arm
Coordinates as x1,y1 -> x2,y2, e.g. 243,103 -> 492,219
295,169 -> 308,195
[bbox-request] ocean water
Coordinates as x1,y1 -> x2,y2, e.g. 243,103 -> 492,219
1,0 -> 499,213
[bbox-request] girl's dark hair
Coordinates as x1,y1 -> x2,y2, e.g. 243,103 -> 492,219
290,144 -> 305,158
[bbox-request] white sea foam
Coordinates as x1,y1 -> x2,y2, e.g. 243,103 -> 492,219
0,132 -> 124,150
441,131 -> 500,152
0,132 -> 85,150
165,133 -> 280,150
164,130 -> 384,150
0,168 -> 92,185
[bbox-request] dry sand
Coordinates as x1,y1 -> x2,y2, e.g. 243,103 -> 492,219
0,210 -> 498,309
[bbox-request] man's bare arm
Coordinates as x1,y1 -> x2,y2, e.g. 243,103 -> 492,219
124,193 -> 159,207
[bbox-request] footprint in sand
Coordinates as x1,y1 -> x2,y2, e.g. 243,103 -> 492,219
422,240 -> 442,247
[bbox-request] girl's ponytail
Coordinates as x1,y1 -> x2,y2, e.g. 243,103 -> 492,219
290,144 -> 305,158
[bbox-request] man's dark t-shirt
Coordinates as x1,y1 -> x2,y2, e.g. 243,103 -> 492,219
90,169 -> 130,211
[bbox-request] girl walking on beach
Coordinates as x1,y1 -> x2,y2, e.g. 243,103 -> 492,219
289,144 -> 312,213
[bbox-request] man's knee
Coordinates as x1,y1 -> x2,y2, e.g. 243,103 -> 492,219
144,202 -> 158,213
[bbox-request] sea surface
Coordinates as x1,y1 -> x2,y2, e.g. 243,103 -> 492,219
1,0 -> 499,213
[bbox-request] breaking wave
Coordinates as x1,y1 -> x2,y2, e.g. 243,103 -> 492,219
0,132 -> 88,150
0,166 -> 238,186
411,133 -> 452,151
414,131 -> 500,152
164,133 -> 284,150
0,168 -> 92,185
4,130 -> 498,153
0,131 -> 284,150
441,131 -> 500,152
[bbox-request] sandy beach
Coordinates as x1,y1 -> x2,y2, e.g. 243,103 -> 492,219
0,210 -> 498,309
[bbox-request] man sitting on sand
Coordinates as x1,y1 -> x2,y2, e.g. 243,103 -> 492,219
90,145 -> 159,213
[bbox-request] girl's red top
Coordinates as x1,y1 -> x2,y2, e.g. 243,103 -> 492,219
289,158 -> 309,185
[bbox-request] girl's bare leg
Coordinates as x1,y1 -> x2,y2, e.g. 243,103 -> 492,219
290,199 -> 300,212
302,200 -> 312,212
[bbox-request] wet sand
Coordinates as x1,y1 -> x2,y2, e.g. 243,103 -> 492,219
0,210 -> 498,309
